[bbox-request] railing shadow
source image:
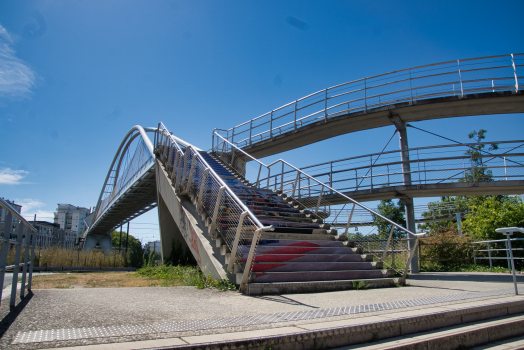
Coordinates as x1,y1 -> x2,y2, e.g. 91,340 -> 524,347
0,292 -> 33,339
251,295 -> 319,308
408,272 -> 524,283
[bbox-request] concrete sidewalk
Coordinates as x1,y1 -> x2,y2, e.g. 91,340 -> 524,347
0,272 -> 522,349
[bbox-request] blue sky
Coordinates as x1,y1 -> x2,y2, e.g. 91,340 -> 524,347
1,1 -> 523,241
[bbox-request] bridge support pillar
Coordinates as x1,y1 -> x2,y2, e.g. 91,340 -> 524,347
83,234 -> 112,253
157,189 -> 191,264
390,114 -> 419,273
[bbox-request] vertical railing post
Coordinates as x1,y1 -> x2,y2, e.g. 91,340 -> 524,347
256,164 -> 262,188
381,225 -> 396,262
487,242 -> 493,269
186,156 -> 197,192
409,68 -> 414,103
504,156 -> 508,181
315,185 -> 324,215
240,227 -> 264,293
28,225 -> 36,292
370,155 -> 373,190
457,60 -> 464,98
196,169 -> 210,213
269,111 -> 273,138
280,162 -> 284,193
364,78 -> 367,112
209,186 -> 226,239
343,204 -> 356,235
228,211 -> 249,273
294,100 -> 298,131
511,54 -> 519,93
291,172 -> 300,198
249,120 -> 253,146
11,224 -> 24,307
20,225 -> 31,299
324,89 -> 328,121
506,237 -> 518,295
0,211 -> 13,304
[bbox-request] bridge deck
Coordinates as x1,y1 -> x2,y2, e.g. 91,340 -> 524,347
242,92 -> 524,158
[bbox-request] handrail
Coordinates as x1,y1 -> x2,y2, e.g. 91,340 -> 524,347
301,140 -> 524,170
0,198 -> 37,232
157,123 -> 273,292
216,53 -> 523,148
212,132 -> 424,238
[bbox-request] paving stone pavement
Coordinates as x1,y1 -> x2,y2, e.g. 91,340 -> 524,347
0,272 -> 522,349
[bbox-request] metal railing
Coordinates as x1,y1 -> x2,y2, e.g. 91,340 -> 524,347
291,140 -> 524,196
473,227 -> 524,295
211,132 -> 426,281
0,198 -> 37,307
473,238 -> 524,269
155,123 -> 273,292
215,53 -> 523,148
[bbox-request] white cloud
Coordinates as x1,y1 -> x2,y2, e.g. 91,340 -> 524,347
0,24 -> 36,99
17,198 -> 55,221
0,167 -> 29,185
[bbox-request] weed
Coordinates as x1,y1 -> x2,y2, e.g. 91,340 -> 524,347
67,276 -> 77,279
352,280 -> 369,290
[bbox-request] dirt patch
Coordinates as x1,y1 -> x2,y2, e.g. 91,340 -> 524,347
31,272 -> 179,289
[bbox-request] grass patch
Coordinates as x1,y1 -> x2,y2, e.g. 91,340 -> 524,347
136,265 -> 237,291
31,266 -> 238,291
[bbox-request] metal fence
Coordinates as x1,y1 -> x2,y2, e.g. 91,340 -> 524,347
216,53 -> 523,148
0,198 -> 37,307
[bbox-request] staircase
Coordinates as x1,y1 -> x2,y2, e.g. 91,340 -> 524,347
196,152 -> 397,295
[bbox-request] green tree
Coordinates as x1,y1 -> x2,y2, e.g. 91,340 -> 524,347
462,129 -> 499,182
372,199 -> 406,239
110,230 -> 144,268
462,196 -> 524,241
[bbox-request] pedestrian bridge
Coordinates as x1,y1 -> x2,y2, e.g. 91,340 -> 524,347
83,53 -> 524,294
215,53 -> 524,158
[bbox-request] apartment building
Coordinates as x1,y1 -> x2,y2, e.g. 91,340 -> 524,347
54,204 -> 90,236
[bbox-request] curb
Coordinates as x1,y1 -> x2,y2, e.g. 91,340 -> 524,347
33,267 -> 136,272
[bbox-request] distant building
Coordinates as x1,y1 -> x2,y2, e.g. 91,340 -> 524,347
14,221 -> 76,249
147,240 -> 161,253
0,198 -> 21,223
54,204 -> 90,237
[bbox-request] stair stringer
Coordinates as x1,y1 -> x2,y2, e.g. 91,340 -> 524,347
155,159 -> 229,282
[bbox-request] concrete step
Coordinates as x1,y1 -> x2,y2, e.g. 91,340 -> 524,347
258,232 -> 337,241
246,253 -> 373,263
237,245 -> 362,255
338,313 -> 524,350
246,276 -> 398,295
255,239 -> 346,247
244,269 -> 394,283
251,261 -> 382,272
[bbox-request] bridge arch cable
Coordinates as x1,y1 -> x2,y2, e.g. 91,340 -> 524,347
88,126 -> 157,236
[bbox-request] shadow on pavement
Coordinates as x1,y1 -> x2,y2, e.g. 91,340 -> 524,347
0,292 -> 33,339
408,272 -> 524,283
252,295 -> 319,308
